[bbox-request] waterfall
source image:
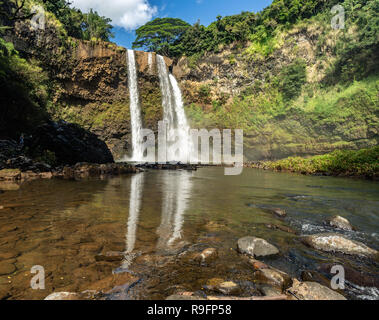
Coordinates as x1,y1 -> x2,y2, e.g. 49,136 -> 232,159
156,55 -> 194,163
127,49 -> 144,161
147,52 -> 153,73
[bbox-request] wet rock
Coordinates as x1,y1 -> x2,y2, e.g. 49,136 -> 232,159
268,208 -> 287,218
45,292 -> 80,300
28,121 -> 114,166
87,272 -> 139,293
265,223 -> 297,234
288,279 -> 346,300
216,281 -> 241,295
95,251 -> 124,262
0,169 -> 21,181
40,172 -> 53,179
317,264 -> 379,288
0,262 -> 16,275
258,284 -> 283,296
301,233 -> 378,258
166,295 -> 206,300
195,248 -> 218,264
301,270 -> 331,288
0,182 -> 20,191
249,258 -> 269,270
254,268 -> 292,290
325,216 -> 354,231
6,156 -> 51,173
237,236 -> 279,257
136,162 -> 197,171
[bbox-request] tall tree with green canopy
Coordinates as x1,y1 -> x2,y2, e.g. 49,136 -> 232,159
82,9 -> 114,42
132,18 -> 191,57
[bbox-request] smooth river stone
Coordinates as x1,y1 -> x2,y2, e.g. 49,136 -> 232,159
326,215 -> 354,231
301,233 -> 378,257
237,236 -> 279,257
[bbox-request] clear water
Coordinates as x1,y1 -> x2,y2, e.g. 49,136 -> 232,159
0,168 -> 378,300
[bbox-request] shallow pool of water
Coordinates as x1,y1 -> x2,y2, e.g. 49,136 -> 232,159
0,168 -> 378,300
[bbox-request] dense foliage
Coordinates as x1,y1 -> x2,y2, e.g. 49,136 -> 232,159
134,0 -> 342,58
0,37 -> 48,137
133,18 -> 191,56
0,0 -> 114,41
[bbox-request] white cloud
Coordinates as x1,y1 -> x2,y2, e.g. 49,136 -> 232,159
70,0 -> 158,31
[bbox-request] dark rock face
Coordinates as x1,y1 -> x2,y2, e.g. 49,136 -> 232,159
0,140 -> 21,170
27,121 -> 114,165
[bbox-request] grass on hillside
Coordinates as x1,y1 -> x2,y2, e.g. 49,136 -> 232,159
252,146 -> 379,178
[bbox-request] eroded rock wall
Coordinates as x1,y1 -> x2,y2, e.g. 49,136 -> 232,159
4,19 -> 173,160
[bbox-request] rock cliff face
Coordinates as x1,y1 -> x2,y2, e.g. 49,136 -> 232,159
4,19 -> 172,160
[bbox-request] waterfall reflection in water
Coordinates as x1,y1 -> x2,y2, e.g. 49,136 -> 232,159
156,171 -> 193,251
118,173 -> 145,271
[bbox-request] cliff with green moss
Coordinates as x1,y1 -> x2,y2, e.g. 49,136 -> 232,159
171,0 -> 379,160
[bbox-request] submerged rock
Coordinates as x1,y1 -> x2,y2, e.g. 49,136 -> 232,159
0,169 -> 21,181
265,223 -> 297,234
268,208 -> 287,218
195,248 -> 218,264
254,268 -> 292,290
288,279 -> 346,300
325,215 -> 354,231
237,236 -> 279,257
258,284 -> 283,297
95,251 -> 124,262
301,233 -> 378,258
166,294 -> 206,300
249,258 -> 269,271
216,281 -> 241,295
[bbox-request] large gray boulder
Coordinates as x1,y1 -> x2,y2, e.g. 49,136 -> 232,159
237,236 -> 279,257
288,279 -> 346,300
301,233 -> 378,257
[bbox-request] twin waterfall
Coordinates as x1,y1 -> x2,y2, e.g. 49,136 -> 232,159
127,50 -> 193,163
127,50 -> 144,161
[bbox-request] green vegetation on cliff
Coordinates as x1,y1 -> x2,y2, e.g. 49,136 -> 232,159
0,37 -> 49,137
1,0 -> 114,41
253,146 -> 379,178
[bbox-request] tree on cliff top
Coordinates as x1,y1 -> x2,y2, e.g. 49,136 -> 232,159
132,18 -> 190,56
82,9 -> 114,42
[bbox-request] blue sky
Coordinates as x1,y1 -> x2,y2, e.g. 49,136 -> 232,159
71,0 -> 272,49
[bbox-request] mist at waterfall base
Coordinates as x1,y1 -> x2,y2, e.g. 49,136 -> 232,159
123,50 -> 195,164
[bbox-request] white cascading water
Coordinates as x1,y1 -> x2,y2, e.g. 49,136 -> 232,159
156,55 -> 195,162
147,52 -> 153,74
127,49 -> 144,161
